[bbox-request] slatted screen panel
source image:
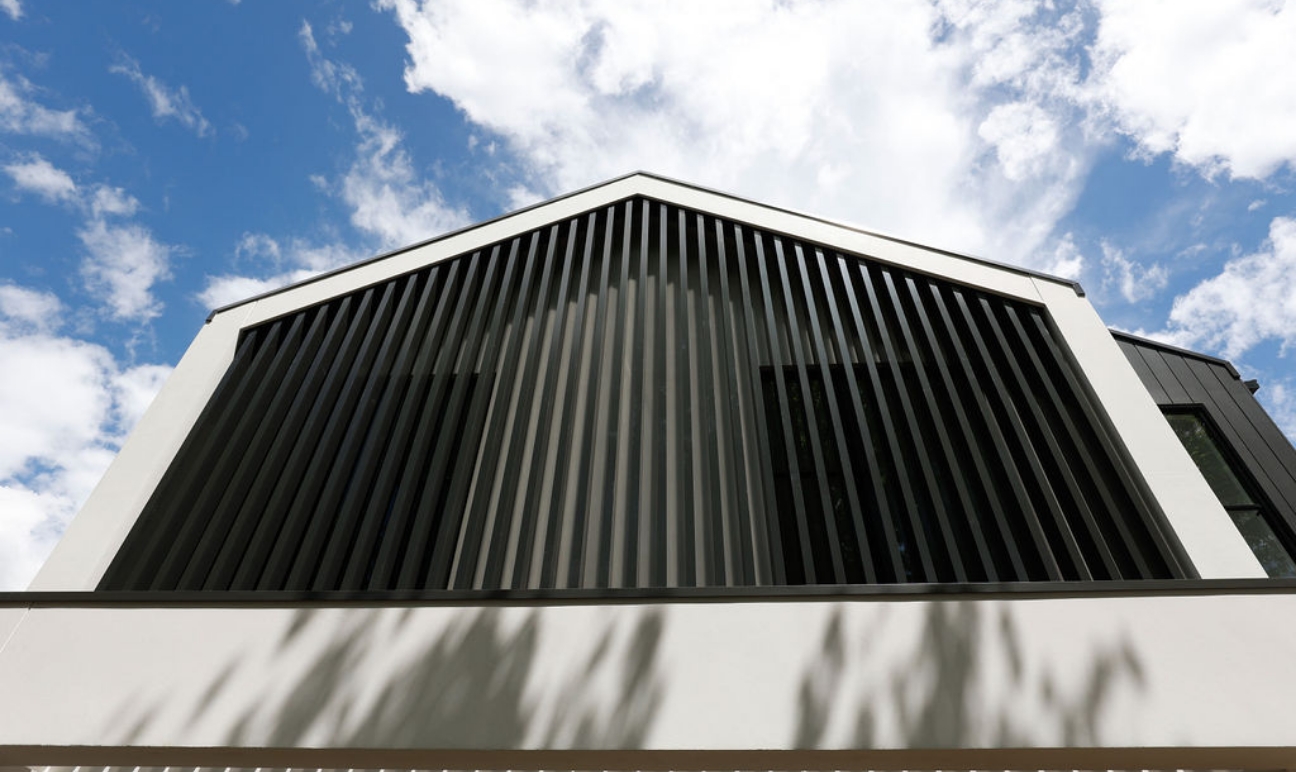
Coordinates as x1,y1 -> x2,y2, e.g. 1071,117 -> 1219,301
101,198 -> 1189,591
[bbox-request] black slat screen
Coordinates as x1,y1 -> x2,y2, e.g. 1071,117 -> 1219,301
101,198 -> 1189,591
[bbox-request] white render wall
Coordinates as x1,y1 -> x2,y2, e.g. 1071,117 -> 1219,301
1,592 -> 1296,769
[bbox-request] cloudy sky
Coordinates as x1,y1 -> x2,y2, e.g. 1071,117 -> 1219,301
2,0 -> 1295,590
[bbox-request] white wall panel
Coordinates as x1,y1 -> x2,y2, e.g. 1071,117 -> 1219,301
0,594 -> 1294,768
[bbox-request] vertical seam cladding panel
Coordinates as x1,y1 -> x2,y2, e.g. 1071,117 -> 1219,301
1116,333 -> 1296,571
99,197 -> 1188,591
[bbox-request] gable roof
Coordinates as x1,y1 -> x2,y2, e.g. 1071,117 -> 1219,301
104,198 -> 1191,592
209,171 -> 1084,325
31,171 -> 1265,594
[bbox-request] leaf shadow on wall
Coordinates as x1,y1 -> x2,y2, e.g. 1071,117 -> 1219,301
792,600 -> 1146,750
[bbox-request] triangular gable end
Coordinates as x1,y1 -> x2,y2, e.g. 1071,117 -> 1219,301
33,174 -> 1261,591
98,192 -> 1184,592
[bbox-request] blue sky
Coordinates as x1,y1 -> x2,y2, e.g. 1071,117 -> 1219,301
2,0 -> 1295,588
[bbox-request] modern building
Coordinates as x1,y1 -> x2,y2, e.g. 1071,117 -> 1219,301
3,172 -> 1296,770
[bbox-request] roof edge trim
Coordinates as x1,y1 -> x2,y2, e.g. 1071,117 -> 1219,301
6,576 -> 1296,606
208,170 -> 1085,320
206,170 -> 650,320
631,171 -> 1087,295
1110,328 -> 1243,379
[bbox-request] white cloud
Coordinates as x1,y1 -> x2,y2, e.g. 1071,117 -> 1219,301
978,101 -> 1062,182
235,231 -> 283,263
300,21 -> 363,98
0,283 -> 61,331
0,297 -> 120,588
0,73 -> 89,141
199,269 -> 320,310
1258,378 -> 1296,444
939,0 -> 1088,99
78,219 -> 172,322
1043,233 -> 1085,280
0,292 -> 174,585
0,154 -> 171,320
4,154 -> 77,203
110,55 -> 213,138
0,330 -> 114,481
300,21 -> 468,249
89,185 -> 140,218
0,0 -> 21,21
112,363 -> 174,431
200,236 -> 355,309
0,285 -> 172,590
1088,0 -> 1296,179
340,111 -> 467,248
373,0 -> 1296,286
377,0 -> 1092,270
1159,216 -> 1296,358
0,485 -> 67,591
1100,240 -> 1168,303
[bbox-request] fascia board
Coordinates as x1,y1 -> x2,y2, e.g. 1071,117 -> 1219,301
231,173 -> 1051,329
1110,328 -> 1243,378
236,174 -> 652,327
629,174 -> 1048,303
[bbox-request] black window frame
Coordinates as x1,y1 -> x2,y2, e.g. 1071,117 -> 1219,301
1162,405 -> 1296,578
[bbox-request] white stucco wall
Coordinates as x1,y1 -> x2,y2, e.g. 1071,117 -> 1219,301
1,592 -> 1294,769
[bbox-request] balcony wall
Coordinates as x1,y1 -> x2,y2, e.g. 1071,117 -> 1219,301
2,587 -> 1295,769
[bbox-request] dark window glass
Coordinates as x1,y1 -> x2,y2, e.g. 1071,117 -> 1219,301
761,366 -> 881,585
1165,413 -> 1254,507
1165,409 -> 1296,578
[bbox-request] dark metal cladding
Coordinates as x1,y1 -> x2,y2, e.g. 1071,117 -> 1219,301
98,198 -> 1190,591
1115,331 -> 1296,576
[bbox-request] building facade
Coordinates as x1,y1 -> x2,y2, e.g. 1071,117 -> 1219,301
2,173 -> 1295,770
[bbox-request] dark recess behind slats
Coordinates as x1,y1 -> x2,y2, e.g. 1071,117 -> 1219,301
100,197 -> 1190,591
